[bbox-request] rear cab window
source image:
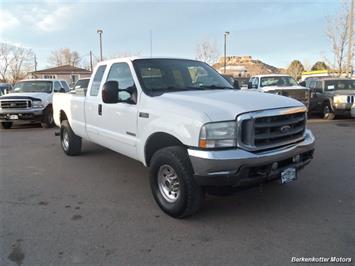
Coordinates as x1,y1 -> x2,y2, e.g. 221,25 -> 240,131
90,65 -> 107,96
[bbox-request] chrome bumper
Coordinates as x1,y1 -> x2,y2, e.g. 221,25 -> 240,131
188,129 -> 315,186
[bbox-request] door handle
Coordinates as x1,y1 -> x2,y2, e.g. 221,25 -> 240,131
98,104 -> 102,116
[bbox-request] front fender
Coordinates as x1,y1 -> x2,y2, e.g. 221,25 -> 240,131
137,113 -> 207,166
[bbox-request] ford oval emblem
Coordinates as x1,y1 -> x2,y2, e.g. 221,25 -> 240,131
280,125 -> 291,133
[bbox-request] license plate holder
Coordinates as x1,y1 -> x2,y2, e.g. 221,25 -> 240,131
281,167 -> 297,184
9,114 -> 19,120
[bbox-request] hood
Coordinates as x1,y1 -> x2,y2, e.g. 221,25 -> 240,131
155,90 -> 304,121
325,90 -> 355,96
1,92 -> 52,103
261,85 -> 308,92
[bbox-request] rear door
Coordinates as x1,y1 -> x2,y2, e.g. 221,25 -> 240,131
85,64 -> 107,142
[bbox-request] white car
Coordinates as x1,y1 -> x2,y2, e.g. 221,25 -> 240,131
53,57 -> 315,218
0,79 -> 69,129
247,74 -> 310,108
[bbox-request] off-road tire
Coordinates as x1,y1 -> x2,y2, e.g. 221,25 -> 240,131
60,120 -> 82,156
323,103 -> 335,120
41,106 -> 55,128
149,146 -> 204,218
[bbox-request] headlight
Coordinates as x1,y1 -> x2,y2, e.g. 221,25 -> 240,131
333,95 -> 347,104
199,121 -> 236,148
32,101 -> 43,108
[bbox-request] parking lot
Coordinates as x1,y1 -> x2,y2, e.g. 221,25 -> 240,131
0,118 -> 354,266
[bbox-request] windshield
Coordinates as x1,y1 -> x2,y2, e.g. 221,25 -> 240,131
324,80 -> 355,91
133,59 -> 233,94
260,76 -> 298,87
13,81 -> 52,93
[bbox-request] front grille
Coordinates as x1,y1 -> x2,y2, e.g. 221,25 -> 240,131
0,100 -> 31,109
238,107 -> 307,151
272,89 -> 309,106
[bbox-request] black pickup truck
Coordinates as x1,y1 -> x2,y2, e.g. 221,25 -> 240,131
307,77 -> 355,119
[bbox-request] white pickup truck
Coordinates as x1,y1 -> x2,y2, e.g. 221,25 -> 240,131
53,57 -> 315,218
0,79 -> 69,129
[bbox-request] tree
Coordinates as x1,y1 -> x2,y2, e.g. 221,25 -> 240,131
195,40 -> 219,65
0,42 -> 34,83
287,60 -> 304,80
325,0 -> 351,75
48,48 -> 80,67
311,61 -> 329,71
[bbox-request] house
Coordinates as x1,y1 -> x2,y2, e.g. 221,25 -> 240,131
31,65 -> 92,85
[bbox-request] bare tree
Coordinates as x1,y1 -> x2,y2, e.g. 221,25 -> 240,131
48,48 -> 81,67
326,0 -> 351,75
0,42 -> 33,83
195,40 -> 219,65
0,43 -> 13,82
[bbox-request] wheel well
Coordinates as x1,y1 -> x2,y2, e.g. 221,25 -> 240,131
60,110 -> 68,123
145,132 -> 184,166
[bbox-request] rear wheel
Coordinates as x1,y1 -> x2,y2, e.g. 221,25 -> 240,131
1,122 -> 13,129
323,104 -> 335,120
41,106 -> 55,128
149,146 -> 204,218
60,120 -> 82,156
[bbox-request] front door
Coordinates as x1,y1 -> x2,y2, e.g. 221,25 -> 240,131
97,62 -> 138,159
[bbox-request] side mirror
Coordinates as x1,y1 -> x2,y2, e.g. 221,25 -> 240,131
102,81 -> 119,104
59,88 -> 66,93
247,81 -> 253,89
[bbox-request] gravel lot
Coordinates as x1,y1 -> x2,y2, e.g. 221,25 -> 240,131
1,119 -> 354,266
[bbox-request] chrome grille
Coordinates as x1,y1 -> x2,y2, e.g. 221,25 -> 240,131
237,107 -> 307,151
0,100 -> 31,109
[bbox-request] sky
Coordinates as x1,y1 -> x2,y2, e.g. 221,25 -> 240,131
0,0 -> 342,70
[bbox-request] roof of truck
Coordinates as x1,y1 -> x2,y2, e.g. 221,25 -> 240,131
95,56 -> 197,66
16,79 -> 68,83
251,74 -> 291,78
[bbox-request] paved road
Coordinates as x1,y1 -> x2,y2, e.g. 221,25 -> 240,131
1,119 -> 354,266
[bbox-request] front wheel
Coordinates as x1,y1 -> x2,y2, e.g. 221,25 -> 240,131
323,104 -> 335,120
41,107 -> 55,128
60,120 -> 82,156
1,122 -> 13,129
149,146 -> 204,218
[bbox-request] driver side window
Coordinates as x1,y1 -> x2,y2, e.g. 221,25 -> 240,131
107,63 -> 136,104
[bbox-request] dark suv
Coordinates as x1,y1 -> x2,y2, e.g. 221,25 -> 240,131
308,78 -> 355,119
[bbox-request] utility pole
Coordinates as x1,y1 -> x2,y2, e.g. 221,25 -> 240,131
150,30 -> 153,58
89,50 -> 93,72
347,0 -> 354,77
34,54 -> 38,71
224,31 -> 230,74
97,29 -> 103,61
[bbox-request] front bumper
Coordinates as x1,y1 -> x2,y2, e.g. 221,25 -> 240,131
188,129 -> 315,187
333,103 -> 353,115
0,108 -> 44,123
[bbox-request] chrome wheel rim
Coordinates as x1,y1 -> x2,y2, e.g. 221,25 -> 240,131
62,129 -> 69,151
157,164 -> 180,203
